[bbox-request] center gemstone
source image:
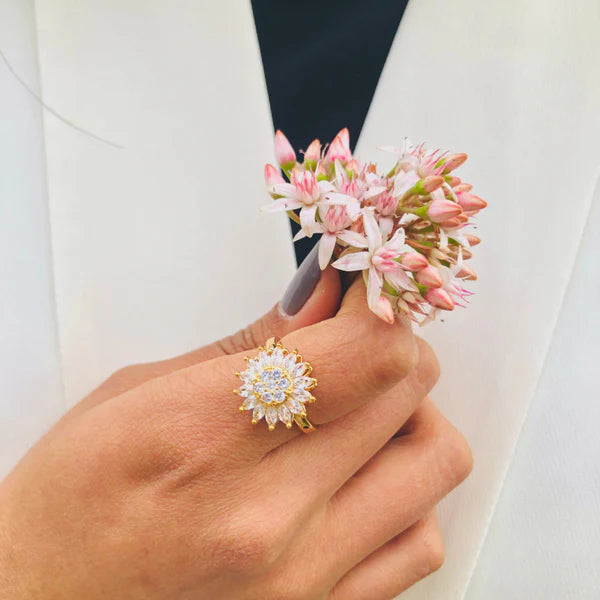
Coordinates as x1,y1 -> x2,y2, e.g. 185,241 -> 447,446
255,367 -> 292,405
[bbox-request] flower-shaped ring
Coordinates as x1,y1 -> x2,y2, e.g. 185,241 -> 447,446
234,337 -> 317,432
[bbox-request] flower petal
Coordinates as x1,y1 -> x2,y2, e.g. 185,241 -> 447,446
262,197 -> 302,212
332,251 -> 371,272
362,208 -> 382,253
300,204 -> 317,234
337,230 -> 368,248
385,269 -> 419,292
367,267 -> 384,309
318,233 -> 337,270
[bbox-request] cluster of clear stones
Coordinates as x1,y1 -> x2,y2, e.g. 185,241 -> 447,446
235,345 -> 317,430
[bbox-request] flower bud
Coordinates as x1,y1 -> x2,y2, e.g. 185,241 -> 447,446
401,252 -> 429,271
454,183 -> 472,193
421,175 -> 445,193
304,139 -> 321,170
264,163 -> 284,186
457,193 -> 487,211
274,130 -> 296,170
416,265 -> 444,288
371,295 -> 395,324
446,176 -> 461,187
456,263 -> 477,280
325,128 -> 352,163
442,153 -> 467,173
439,217 -> 462,229
427,199 -> 462,222
465,234 -> 481,246
426,287 -> 455,310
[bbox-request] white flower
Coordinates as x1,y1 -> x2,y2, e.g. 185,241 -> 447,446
332,208 -> 418,313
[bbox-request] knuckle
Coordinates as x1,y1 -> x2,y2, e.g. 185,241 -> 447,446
213,508 -> 292,575
415,337 -> 441,391
422,525 -> 445,574
437,422 -> 474,486
373,324 -> 419,387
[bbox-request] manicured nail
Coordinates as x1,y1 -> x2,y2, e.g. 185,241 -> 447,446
280,243 -> 321,316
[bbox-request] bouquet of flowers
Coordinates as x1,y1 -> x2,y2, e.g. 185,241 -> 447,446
263,128 -> 487,325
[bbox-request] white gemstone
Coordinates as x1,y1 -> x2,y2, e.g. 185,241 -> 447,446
238,384 -> 253,397
241,397 -> 256,410
265,406 -> 278,428
261,391 -> 274,404
278,405 -> 292,425
293,388 -> 310,401
253,381 -> 265,395
278,377 -> 291,389
271,368 -> 283,379
294,376 -> 314,390
273,389 -> 286,403
271,348 -> 284,364
290,362 -> 307,377
287,398 -> 304,415
239,371 -> 253,384
260,369 -> 272,382
282,354 -> 297,371
258,351 -> 271,368
253,404 -> 265,421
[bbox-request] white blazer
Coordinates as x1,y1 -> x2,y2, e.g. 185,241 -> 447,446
1,1 -> 599,598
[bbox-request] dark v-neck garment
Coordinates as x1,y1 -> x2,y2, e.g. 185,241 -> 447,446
252,0 -> 409,264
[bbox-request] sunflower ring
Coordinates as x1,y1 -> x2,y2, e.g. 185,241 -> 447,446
234,337 -> 317,433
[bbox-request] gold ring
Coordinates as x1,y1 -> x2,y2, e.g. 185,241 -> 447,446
234,337 -> 317,433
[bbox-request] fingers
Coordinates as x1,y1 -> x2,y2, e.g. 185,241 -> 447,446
329,512 -> 444,600
317,398 -> 472,579
269,337 -> 439,494
278,278 -> 418,425
61,266 -> 341,421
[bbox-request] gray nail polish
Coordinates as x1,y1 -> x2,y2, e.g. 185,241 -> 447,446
280,242 -> 321,316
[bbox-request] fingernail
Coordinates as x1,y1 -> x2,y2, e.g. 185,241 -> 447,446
280,242 -> 321,316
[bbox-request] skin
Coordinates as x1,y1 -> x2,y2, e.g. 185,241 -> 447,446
0,269 -> 473,599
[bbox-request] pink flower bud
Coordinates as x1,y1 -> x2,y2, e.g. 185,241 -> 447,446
274,130 -> 296,170
401,252 -> 429,271
264,163 -> 284,187
427,199 -> 462,223
303,139 -> 321,169
346,159 -> 359,173
325,127 -> 352,163
442,153 -> 467,173
447,176 -> 461,187
426,288 -> 455,310
422,175 -> 445,193
457,193 -> 487,211
371,295 -> 395,324
456,263 -> 477,280
454,183 -> 472,193
465,234 -> 481,246
416,265 -> 444,288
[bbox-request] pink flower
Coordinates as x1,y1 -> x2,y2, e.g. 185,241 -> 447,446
274,130 -> 296,171
263,167 -> 357,235
427,188 -> 463,223
294,205 -> 367,269
332,208 -> 417,315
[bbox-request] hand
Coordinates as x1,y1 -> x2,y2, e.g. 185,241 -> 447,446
0,270 -> 472,600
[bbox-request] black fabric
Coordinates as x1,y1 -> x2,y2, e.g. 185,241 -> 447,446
252,0 -> 409,264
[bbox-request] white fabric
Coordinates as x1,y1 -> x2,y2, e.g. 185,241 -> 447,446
2,0 -> 599,597
0,0 -> 64,477
1,0 -> 295,474
356,0 -> 600,597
